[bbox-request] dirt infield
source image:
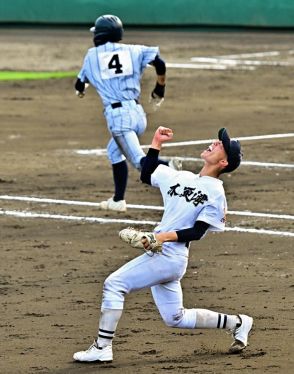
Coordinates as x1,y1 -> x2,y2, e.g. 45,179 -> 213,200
1,28 -> 293,374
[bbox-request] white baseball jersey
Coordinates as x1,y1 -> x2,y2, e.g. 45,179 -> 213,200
151,165 -> 227,255
101,165 -> 227,325
78,42 -> 159,107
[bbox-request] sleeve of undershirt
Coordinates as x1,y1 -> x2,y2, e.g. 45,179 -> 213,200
140,148 -> 160,185
176,220 -> 210,242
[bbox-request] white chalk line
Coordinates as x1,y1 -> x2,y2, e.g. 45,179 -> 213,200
214,51 -> 281,59
238,160 -> 294,168
161,133 -> 294,147
188,50 -> 294,70
190,57 -> 291,67
75,156 -> 294,170
0,195 -> 293,221
149,50 -> 294,71
0,209 -> 156,226
166,62 -> 255,71
0,208 -> 293,237
223,226 -> 294,237
75,132 -> 294,155
172,157 -> 294,169
75,150 -> 294,168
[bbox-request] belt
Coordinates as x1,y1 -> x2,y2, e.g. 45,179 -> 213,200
111,99 -> 139,109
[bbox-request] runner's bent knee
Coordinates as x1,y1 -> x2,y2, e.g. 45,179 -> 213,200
113,132 -> 145,169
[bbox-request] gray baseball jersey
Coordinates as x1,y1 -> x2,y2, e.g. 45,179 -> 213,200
78,42 -> 159,168
78,42 -> 158,106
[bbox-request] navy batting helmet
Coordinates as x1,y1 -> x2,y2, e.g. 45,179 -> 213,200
90,15 -> 123,45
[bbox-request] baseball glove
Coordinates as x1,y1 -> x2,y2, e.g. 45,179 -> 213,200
149,82 -> 165,111
75,83 -> 89,98
119,227 -> 162,253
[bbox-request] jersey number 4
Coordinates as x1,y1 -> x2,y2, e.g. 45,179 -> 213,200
99,50 -> 133,80
108,54 -> 123,74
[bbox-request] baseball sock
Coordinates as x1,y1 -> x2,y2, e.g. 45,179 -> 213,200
112,161 -> 128,201
97,308 -> 123,348
195,309 -> 240,330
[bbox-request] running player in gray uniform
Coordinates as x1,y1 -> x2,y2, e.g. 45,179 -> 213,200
73,126 -> 253,363
75,15 -> 180,212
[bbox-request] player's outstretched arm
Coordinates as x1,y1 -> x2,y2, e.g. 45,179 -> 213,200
119,221 -> 209,253
140,126 -> 174,185
143,220 -> 209,250
150,221 -> 209,250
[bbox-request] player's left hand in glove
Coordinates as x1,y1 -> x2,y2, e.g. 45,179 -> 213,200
75,79 -> 89,98
76,90 -> 85,98
149,82 -> 165,111
76,83 -> 89,98
119,227 -> 162,253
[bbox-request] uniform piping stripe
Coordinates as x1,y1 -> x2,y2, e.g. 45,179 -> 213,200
217,314 -> 221,328
99,328 -> 115,334
223,315 -> 227,329
98,334 -> 113,340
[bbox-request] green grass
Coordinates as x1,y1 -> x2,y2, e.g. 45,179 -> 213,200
0,71 -> 77,81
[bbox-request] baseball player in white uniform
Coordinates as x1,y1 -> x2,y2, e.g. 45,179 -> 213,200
73,126 -> 253,363
75,15 -> 180,212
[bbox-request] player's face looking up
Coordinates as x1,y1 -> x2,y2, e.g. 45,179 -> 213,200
200,140 -> 228,170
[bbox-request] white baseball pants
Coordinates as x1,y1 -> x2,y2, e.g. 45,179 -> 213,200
101,252 -> 197,329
